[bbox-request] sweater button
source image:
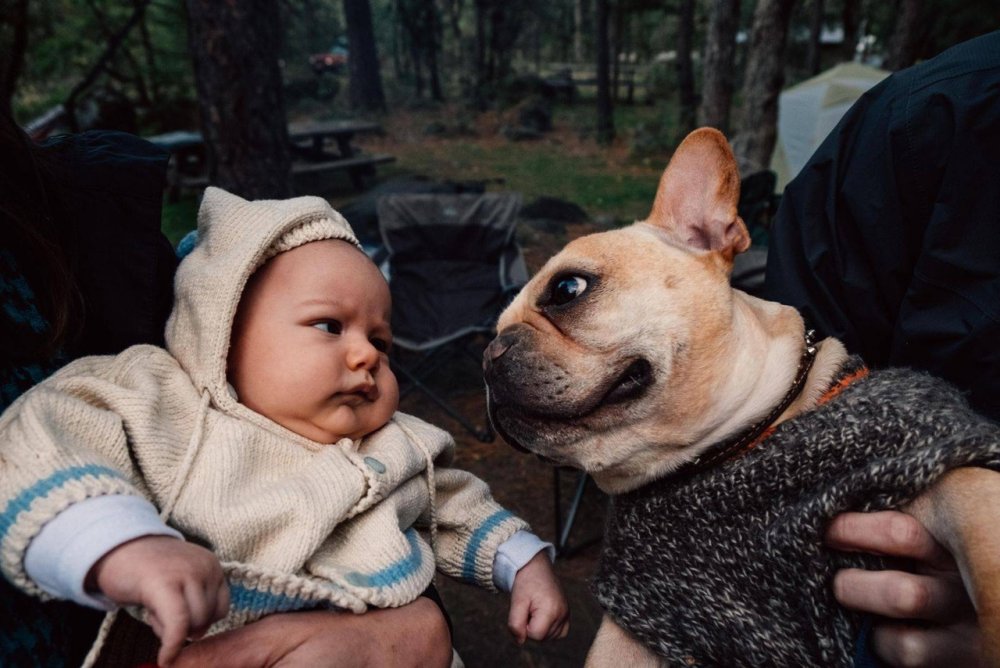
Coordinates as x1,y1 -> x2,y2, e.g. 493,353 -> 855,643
363,456 -> 386,474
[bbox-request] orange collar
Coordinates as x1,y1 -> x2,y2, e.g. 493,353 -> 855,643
745,364 -> 871,454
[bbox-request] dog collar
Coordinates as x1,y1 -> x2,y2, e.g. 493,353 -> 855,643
676,329 -> 819,477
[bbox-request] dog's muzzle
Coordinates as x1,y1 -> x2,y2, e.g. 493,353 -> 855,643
484,324 -> 655,456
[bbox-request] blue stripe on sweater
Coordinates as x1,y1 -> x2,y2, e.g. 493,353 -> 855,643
343,528 -> 423,588
462,509 -> 513,581
228,582 -> 315,614
0,465 -> 125,540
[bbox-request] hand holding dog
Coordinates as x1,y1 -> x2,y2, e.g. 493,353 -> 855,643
508,551 -> 570,644
828,511 -> 985,667
87,535 -> 230,667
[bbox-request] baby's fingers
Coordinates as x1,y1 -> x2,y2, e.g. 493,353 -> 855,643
525,603 -> 565,642
152,585 -> 191,667
213,580 -> 231,629
507,599 -> 530,645
185,579 -> 226,639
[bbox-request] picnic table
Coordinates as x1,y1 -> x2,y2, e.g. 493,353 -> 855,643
147,119 -> 395,197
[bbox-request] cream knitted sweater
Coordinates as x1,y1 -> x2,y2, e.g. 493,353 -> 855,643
0,188 -> 527,631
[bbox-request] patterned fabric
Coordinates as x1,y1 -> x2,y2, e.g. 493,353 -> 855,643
594,360 -> 1000,666
0,249 -> 66,412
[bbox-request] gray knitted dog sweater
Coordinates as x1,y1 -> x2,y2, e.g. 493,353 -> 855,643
593,360 -> 1000,667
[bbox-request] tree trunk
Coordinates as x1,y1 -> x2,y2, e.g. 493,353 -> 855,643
0,0 -> 29,118
343,0 -> 387,112
574,0 -> 586,63
184,0 -> 292,198
731,0 -> 797,174
137,5 -> 161,104
840,0 -> 859,61
427,2 -> 443,101
884,0 -> 923,71
443,0 -> 464,65
65,0 -> 151,132
806,0 -> 824,75
595,0 -> 613,144
611,3 -> 622,102
676,0 -> 697,136
698,0 -> 740,133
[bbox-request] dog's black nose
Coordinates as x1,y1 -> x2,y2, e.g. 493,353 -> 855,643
483,329 -> 520,373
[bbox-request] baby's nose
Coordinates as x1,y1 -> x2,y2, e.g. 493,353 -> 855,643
348,338 -> 380,370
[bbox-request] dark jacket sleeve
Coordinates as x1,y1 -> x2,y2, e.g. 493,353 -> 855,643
43,130 -> 178,357
763,30 -> 1000,422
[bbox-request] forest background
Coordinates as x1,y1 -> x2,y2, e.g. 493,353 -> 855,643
4,0 -> 999,238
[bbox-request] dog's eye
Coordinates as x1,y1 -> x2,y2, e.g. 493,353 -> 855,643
549,275 -> 588,306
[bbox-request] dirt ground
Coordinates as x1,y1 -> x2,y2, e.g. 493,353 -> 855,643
395,218 -> 612,667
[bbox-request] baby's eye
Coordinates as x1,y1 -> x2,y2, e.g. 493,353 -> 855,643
313,320 -> 342,335
370,337 -> 391,353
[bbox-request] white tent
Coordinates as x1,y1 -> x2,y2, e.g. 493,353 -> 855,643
770,62 -> 889,190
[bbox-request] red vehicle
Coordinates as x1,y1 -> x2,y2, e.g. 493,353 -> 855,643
309,44 -> 348,75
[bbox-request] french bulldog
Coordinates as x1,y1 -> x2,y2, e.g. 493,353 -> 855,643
483,128 -> 1000,666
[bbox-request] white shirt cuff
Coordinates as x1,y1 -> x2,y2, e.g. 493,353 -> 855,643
23,494 -> 183,610
492,530 -> 555,592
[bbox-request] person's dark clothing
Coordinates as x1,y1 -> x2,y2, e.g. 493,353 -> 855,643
1,130 -> 174,667
763,30 -> 1000,423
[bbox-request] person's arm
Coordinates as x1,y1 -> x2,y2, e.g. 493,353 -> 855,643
424,465 -> 530,590
0,357 -> 151,598
429,468 -> 570,643
827,510 -> 983,667
173,599 -> 453,668
828,466 -> 1000,667
23,494 -> 182,608
492,529 -> 554,592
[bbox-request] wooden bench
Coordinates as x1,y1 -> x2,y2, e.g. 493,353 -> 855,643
177,153 -> 396,191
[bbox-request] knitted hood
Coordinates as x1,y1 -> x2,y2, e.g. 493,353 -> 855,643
165,187 -> 360,412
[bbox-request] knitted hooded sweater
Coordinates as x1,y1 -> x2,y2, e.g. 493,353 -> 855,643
0,187 -> 527,631
593,361 -> 1000,667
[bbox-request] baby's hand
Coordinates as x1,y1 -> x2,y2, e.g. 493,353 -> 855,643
87,535 -> 230,666
507,551 -> 570,644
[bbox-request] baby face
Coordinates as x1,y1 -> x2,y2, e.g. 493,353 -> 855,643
227,239 -> 399,443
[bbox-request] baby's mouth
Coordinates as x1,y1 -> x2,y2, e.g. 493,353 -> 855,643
342,384 -> 377,402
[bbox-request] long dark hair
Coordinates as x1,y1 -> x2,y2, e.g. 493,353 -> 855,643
0,110 -> 82,360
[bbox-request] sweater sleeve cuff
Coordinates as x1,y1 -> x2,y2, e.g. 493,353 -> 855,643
23,494 -> 183,610
492,530 -> 555,592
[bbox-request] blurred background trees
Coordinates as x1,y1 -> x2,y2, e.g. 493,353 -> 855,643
3,0 -> 998,178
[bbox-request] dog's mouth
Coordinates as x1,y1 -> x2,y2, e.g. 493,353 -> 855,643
599,358 -> 654,408
489,357 -> 654,457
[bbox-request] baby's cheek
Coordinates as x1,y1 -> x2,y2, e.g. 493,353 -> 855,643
383,370 -> 400,410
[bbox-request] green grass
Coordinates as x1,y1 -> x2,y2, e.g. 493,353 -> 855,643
159,100 -> 677,241
160,195 -> 199,247
383,141 -> 659,223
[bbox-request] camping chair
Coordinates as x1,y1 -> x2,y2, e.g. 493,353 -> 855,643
376,192 -> 527,442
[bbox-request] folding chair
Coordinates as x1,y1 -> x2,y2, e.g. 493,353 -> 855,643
376,193 -> 527,442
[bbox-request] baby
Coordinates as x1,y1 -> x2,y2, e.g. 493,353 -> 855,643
0,187 -> 567,666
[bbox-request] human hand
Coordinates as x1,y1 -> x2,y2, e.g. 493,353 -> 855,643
173,597 -> 452,668
508,551 -> 570,644
826,511 -> 985,667
87,535 -> 229,667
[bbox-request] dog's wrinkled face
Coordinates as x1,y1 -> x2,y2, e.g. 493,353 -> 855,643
484,128 -> 753,492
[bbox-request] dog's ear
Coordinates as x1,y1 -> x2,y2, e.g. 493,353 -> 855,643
645,127 -> 750,264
